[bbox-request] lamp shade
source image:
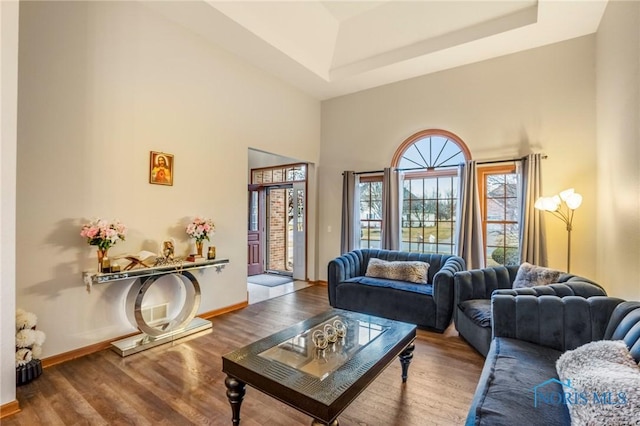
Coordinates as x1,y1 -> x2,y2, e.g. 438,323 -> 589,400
534,196 -> 560,211
559,188 -> 575,201
565,192 -> 583,210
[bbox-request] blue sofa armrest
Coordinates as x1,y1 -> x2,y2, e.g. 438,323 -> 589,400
432,256 -> 466,331
328,250 -> 365,305
453,265 -> 517,323
492,294 -> 625,352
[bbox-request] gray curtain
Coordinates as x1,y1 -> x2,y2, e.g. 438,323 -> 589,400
340,171 -> 360,254
456,161 -> 485,269
519,153 -> 548,265
381,167 -> 401,250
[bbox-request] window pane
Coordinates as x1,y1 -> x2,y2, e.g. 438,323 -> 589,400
439,224 -> 453,243
487,199 -> 505,221
505,223 -> 520,246
370,201 -> 382,219
424,179 -> 437,198
438,200 -> 452,219
438,244 -> 454,255
506,197 -> 519,221
370,182 -> 382,200
439,178 -> 452,198
486,248 -> 500,266
486,175 -> 505,197
411,179 -> 423,198
486,223 -> 505,246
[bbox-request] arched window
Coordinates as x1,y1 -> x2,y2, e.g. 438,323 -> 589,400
392,129 -> 470,254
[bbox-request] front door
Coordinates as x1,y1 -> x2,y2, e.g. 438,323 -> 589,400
247,187 -> 263,276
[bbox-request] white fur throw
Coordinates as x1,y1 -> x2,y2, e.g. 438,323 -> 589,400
556,340 -> 640,426
512,262 -> 562,289
365,258 -> 429,284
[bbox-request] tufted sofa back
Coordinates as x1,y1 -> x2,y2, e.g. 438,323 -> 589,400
455,265 -> 604,301
348,249 -> 463,283
492,295 -> 640,362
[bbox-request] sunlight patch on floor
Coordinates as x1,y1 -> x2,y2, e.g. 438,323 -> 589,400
247,280 -> 313,304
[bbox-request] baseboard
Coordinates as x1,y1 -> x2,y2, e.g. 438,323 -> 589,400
311,280 -> 327,286
198,300 -> 248,320
42,300 -> 248,368
0,400 -> 20,419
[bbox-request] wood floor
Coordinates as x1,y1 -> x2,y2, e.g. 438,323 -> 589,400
5,285 -> 485,426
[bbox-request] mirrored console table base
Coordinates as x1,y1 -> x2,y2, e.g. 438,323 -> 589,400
110,317 -> 212,357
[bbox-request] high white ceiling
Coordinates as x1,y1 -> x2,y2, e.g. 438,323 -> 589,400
144,1 -> 608,100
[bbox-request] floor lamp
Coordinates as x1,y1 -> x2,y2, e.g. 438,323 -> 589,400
534,188 -> 583,273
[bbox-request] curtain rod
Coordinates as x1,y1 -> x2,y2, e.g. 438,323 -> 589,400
350,154 -> 547,175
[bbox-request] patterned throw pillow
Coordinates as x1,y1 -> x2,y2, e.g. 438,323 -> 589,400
512,262 -> 562,289
364,258 -> 430,284
556,340 -> 640,425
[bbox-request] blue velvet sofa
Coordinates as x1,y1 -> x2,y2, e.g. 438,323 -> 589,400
466,294 -> 640,425
328,249 -> 465,332
454,265 -> 606,356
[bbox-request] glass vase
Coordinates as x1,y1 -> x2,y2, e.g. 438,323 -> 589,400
97,248 -> 109,273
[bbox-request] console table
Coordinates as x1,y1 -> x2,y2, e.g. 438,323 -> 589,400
83,258 -> 229,356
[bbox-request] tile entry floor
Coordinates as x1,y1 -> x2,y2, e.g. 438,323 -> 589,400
247,279 -> 314,304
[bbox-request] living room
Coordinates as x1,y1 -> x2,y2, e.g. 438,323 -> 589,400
1,0 -> 638,424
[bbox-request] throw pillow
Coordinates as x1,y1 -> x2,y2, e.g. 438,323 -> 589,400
512,262 -> 562,289
365,258 -> 430,284
556,340 -> 640,426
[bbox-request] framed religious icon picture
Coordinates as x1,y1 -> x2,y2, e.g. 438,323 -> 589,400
149,151 -> 174,186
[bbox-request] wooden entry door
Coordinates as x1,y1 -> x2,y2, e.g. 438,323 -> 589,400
247,187 -> 263,276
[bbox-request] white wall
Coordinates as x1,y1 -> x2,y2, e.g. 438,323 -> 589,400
595,0 -> 640,300
1,0 -> 19,408
319,36 -> 598,283
15,1 -> 320,359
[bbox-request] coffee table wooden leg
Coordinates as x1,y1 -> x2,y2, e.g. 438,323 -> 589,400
225,375 -> 246,425
399,341 -> 415,383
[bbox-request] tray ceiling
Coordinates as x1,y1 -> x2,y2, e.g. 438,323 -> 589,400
144,1 -> 608,100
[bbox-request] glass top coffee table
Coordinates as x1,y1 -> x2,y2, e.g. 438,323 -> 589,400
222,308 -> 416,425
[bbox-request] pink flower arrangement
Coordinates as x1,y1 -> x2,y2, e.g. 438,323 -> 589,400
186,216 -> 215,243
80,218 -> 127,250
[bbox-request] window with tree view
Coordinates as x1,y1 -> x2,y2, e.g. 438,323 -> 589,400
480,166 -> 520,266
393,130 -> 470,255
402,174 -> 457,253
359,179 -> 382,249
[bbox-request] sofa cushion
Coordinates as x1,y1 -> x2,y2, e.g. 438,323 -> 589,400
365,258 -> 429,284
556,340 -> 640,426
459,299 -> 492,328
466,337 -> 569,426
344,276 -> 433,295
512,262 -> 562,289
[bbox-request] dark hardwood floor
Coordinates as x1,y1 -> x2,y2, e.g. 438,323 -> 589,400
5,285 -> 485,426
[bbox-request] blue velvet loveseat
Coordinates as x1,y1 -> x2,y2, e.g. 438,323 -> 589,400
466,294 -> 640,425
328,249 -> 465,332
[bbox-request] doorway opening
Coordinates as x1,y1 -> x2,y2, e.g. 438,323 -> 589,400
247,159 -> 309,304
266,185 -> 293,276
247,161 -> 307,277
